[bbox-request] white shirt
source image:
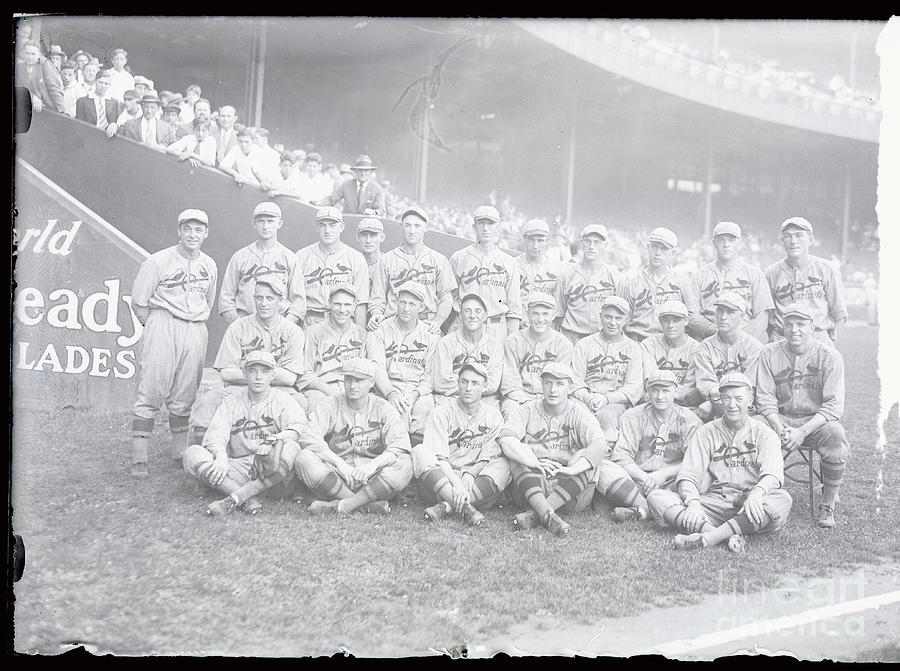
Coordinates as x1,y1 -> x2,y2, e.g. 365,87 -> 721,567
140,117 -> 158,146
107,68 -> 135,102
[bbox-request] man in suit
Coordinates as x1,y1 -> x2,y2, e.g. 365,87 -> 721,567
315,154 -> 386,217
214,105 -> 239,166
119,91 -> 169,151
16,41 -> 65,114
74,69 -> 124,138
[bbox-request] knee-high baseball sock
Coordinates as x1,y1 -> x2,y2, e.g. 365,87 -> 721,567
820,462 -> 845,507
701,512 -> 769,547
231,472 -> 291,504
469,474 -> 500,506
213,476 -> 243,497
339,473 -> 398,513
169,415 -> 190,460
131,436 -> 150,464
514,468 -> 552,519
663,505 -> 714,534
546,472 -> 591,511
420,467 -> 455,505
308,471 -> 354,501
602,474 -> 646,511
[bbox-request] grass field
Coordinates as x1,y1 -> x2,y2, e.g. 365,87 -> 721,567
11,323 -> 899,657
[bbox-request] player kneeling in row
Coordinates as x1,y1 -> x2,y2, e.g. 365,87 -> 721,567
296,358 -> 413,516
647,373 -> 792,552
596,370 -> 702,523
184,351 -> 321,516
414,362 -> 511,528
500,363 -> 608,537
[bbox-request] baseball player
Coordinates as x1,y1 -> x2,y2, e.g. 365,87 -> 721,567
572,296 -> 644,443
647,372 -> 793,552
296,358 -> 413,515
501,293 -> 574,417
295,206 -> 369,327
499,363 -> 608,536
356,217 -> 384,297
595,370 -> 702,523
684,221 -> 774,343
217,202 -> 307,325
450,205 -> 523,339
620,227 -> 691,342
431,293 -> 504,407
189,276 -> 307,444
183,350 -> 324,516
765,217 -> 847,344
692,292 -> 764,421
368,205 -> 457,334
414,361 -> 511,528
554,224 -> 623,344
129,208 -> 217,478
516,218 -> 564,326
639,300 -> 702,407
754,303 -> 849,528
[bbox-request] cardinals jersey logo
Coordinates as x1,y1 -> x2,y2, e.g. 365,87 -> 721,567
637,432 -> 685,463
585,352 -> 630,382
525,426 -> 572,453
393,265 -> 436,287
448,425 -> 493,452
699,278 -> 752,302
714,353 -> 747,379
773,363 -> 821,390
451,351 -> 491,373
519,351 -> 559,375
386,340 -> 429,366
239,261 -> 289,286
322,340 -> 364,364
522,271 -> 559,294
159,266 -> 211,293
459,264 -> 508,288
306,264 -> 352,286
712,440 -> 758,468
773,277 -> 824,303
231,415 -> 276,440
330,420 -> 383,455
239,335 -> 287,363
657,357 -> 691,382
566,281 -> 615,306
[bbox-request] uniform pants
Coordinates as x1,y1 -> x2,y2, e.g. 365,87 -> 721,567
510,461 -> 598,514
416,458 -> 511,511
295,449 -> 413,502
781,416 -> 851,464
647,488 -> 793,535
595,459 -> 676,508
183,440 -> 301,497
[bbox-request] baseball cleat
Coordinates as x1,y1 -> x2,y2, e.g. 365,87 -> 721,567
513,510 -> 540,530
424,501 -> 451,523
206,495 -> 239,517
817,504 -> 836,529
242,496 -> 262,516
360,500 -> 391,515
673,533 -> 708,550
726,534 -> 747,554
612,507 -> 643,523
461,502 -> 485,528
309,500 -> 342,515
543,512 -> 571,537
130,461 -> 149,478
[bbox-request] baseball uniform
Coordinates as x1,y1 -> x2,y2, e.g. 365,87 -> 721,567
297,317 -> 367,405
517,255 -> 565,326
765,256 -> 848,342
431,330 -> 504,404
692,332 -> 764,405
295,241 -> 369,324
620,266 -> 691,342
555,261 -> 623,341
218,241 -> 307,322
639,334 -> 702,405
450,244 -> 523,338
369,245 -> 457,326
685,260 -> 774,343
501,329 -> 574,414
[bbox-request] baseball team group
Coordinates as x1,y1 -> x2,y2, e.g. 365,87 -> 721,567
127,197 -> 850,552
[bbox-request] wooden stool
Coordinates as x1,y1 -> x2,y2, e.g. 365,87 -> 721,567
782,445 -> 822,521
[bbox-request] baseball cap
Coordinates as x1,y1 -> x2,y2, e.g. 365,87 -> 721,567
713,292 -> 747,314
782,302 -> 814,321
341,357 -> 376,380
718,372 -> 754,392
658,300 -> 688,319
242,350 -> 276,370
540,362 -> 575,382
458,360 -> 489,381
177,208 -> 209,226
473,205 -> 500,223
459,292 -> 488,311
646,370 -> 679,389
357,217 -> 384,233
254,275 -> 286,298
522,219 -> 550,237
581,224 -> 609,240
253,202 -> 282,219
648,227 -> 678,248
329,284 -> 357,301
400,204 -> 428,224
601,296 -> 630,315
713,221 -> 742,239
397,281 -> 428,303
781,216 -> 814,234
526,293 -> 557,310
316,206 -> 342,223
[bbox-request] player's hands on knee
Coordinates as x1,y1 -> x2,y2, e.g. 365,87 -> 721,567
681,501 -> 706,533
537,458 -> 561,478
388,390 -> 410,415
350,465 -> 372,488
782,427 -> 805,451
451,480 -> 470,513
641,473 -> 663,496
208,453 -> 229,486
740,489 -> 765,526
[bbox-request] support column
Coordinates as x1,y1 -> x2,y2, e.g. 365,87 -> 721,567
842,162 -> 851,261
564,98 -> 577,228
252,19 -> 268,129
417,101 -> 430,203
703,138 -> 715,239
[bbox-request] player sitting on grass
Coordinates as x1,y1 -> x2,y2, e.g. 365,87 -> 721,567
647,372 -> 793,552
572,296 -> 644,444
183,351 -> 323,517
500,293 -> 574,418
754,302 -> 849,529
414,362 -> 511,528
692,292 -> 763,421
499,363 -> 608,537
638,300 -> 702,407
595,370 -> 702,523
296,358 -> 413,516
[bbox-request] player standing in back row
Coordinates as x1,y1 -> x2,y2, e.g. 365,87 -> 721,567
515,218 -> 564,327
129,208 -> 217,477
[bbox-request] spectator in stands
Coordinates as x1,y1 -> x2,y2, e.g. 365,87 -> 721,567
323,163 -> 340,185
60,61 -> 85,117
16,41 -> 64,114
178,97 -> 210,140
219,127 -> 265,186
161,103 -> 183,145
75,69 -> 123,138
49,45 -> 65,72
106,48 -> 134,102
252,128 -> 283,186
81,61 -> 99,97
265,151 -> 304,199
215,105 -> 239,166
297,152 -> 334,203
115,89 -> 142,125
316,154 -> 386,216
133,75 -> 151,99
119,91 -> 169,151
166,118 -> 217,168
339,163 -> 355,183
180,84 -> 201,124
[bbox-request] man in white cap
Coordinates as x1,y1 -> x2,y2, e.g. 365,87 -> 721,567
692,292 -> 764,421
754,303 -> 849,529
685,221 -> 774,344
639,300 -> 702,407
555,224 -> 623,344
368,204 -> 457,335
647,372 -> 792,553
356,217 -> 385,296
516,219 -> 564,324
501,293 -> 574,417
297,357 -> 413,516
315,153 -> 385,216
218,202 -> 307,325
765,217 -> 847,344
572,296 -> 644,444
129,208 -> 217,477
596,370 -> 702,523
450,204 -> 523,339
500,362 -> 607,536
295,206 -> 370,327
621,227 -> 691,342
